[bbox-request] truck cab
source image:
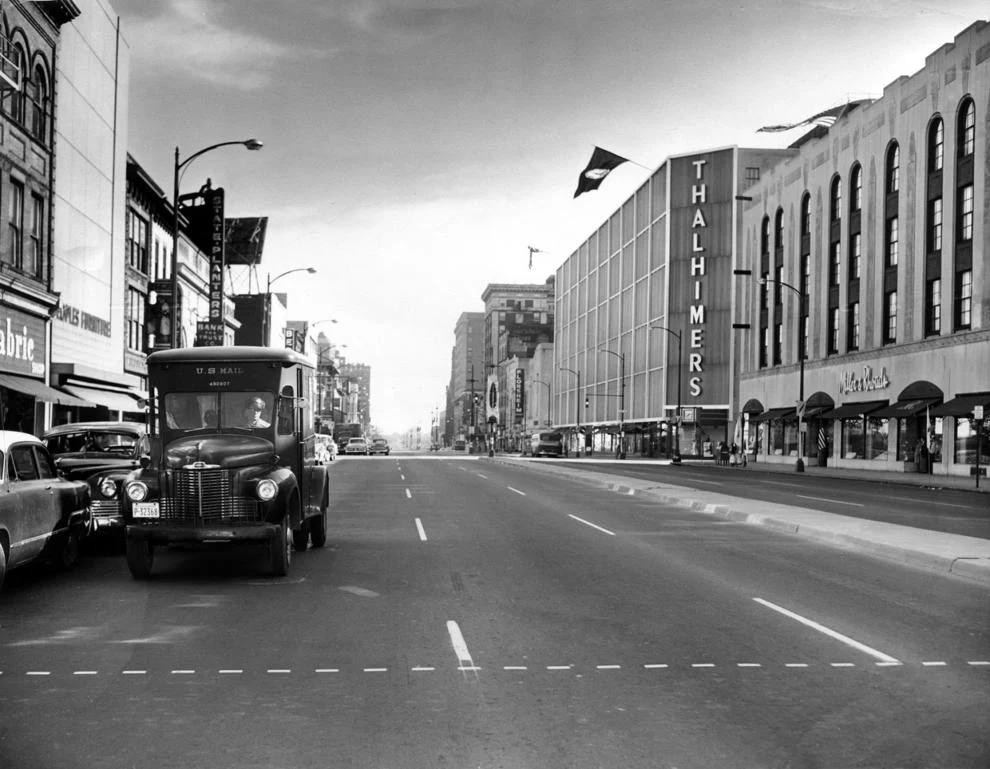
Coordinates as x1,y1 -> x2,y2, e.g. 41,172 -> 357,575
122,346 -> 330,578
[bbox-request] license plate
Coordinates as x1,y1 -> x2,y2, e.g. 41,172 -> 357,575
133,502 -> 160,519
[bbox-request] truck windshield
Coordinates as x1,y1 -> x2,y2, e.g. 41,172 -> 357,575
163,391 -> 275,432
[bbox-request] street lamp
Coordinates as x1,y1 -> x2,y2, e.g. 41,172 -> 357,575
759,276 -> 807,472
171,138 -> 263,348
486,359 -> 510,457
263,267 -> 317,346
649,324 -> 683,465
559,366 -> 582,457
598,347 -> 626,459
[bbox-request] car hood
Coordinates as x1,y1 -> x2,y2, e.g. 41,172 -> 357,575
55,455 -> 140,480
165,435 -> 275,470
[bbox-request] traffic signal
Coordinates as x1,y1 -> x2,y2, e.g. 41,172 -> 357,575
584,396 -> 589,409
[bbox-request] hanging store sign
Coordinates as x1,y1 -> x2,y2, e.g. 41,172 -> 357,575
0,307 -> 46,377
514,369 -> 525,420
207,187 -> 226,326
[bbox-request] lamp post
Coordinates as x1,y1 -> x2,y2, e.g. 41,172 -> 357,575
559,366 -> 581,457
486,359 -> 509,457
598,348 -> 626,459
171,138 -> 262,348
649,324 -> 683,465
468,361 -> 478,453
263,267 -> 317,346
759,276 -> 807,472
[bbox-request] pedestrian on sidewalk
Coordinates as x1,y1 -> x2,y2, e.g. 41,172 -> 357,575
719,440 -> 730,466
729,441 -> 739,467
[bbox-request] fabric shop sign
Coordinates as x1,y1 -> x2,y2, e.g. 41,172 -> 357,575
0,307 -> 46,377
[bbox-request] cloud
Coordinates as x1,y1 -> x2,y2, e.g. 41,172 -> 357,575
122,0 -> 300,90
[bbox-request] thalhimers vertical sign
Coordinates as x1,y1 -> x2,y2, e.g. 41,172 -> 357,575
666,150 -> 733,407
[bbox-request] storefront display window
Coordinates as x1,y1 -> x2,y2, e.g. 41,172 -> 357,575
954,417 -> 989,465
783,419 -> 798,457
768,420 -> 785,455
929,418 -> 943,463
841,417 -> 864,459
866,417 -> 889,460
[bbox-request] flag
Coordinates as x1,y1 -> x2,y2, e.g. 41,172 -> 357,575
757,99 -> 872,133
574,146 -> 629,197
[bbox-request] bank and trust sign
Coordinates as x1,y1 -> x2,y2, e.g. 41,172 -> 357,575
0,307 -> 46,377
667,150 -> 733,405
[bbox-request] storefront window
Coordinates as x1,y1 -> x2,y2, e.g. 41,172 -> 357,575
954,418 -> 989,466
896,417 -> 924,461
929,418 -> 943,463
866,417 -> 889,460
768,420 -> 785,455
841,417 -> 864,459
783,420 -> 798,457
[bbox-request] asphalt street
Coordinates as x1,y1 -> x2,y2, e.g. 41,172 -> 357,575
0,453 -> 987,768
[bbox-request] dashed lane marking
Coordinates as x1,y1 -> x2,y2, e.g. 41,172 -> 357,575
754,597 -> 900,664
568,514 -> 616,536
795,495 -> 865,508
507,487 -> 526,496
415,518 -> 428,541
405,488 -> 412,499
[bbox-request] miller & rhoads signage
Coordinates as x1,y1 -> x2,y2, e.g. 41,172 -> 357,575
667,150 -> 733,406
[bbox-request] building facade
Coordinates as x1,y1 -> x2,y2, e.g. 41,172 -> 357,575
737,21 -> 989,478
481,280 -> 555,450
337,360 -> 370,433
554,146 -> 792,458
448,310 -> 484,447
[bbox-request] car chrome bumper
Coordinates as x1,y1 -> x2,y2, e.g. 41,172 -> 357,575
126,523 -> 281,545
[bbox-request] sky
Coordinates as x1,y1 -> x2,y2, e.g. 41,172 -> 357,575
111,0 -> 987,433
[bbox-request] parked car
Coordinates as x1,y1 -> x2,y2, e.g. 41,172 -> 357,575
368,438 -> 390,456
42,421 -> 149,535
453,439 -> 466,451
0,431 -> 91,590
314,433 -> 335,463
343,437 -> 369,455
528,431 -> 564,457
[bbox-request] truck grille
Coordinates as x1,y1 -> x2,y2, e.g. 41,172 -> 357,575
159,467 -> 261,523
90,499 -> 121,519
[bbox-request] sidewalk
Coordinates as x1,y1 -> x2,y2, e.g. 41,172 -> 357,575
486,453 -> 990,588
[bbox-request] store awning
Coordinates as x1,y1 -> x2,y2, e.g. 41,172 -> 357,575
871,397 -> 942,419
63,384 -> 144,413
750,407 -> 796,423
820,400 -> 889,419
0,372 -> 95,408
931,392 -> 990,418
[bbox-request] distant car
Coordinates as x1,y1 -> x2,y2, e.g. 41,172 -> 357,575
343,437 -> 369,455
528,431 -> 564,458
42,421 -> 149,535
368,438 -> 390,456
0,431 -> 91,590
453,439 -> 466,451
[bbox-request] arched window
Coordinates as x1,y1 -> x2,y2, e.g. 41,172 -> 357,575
830,176 -> 842,222
760,215 -> 770,256
800,193 -> 811,237
28,64 -> 47,142
4,42 -> 25,122
885,142 -> 899,194
928,117 -> 944,172
850,164 -> 862,213
774,208 -> 784,251
958,98 -> 975,157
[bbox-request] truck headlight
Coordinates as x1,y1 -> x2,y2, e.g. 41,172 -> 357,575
99,477 -> 117,498
256,479 -> 278,501
125,481 -> 149,502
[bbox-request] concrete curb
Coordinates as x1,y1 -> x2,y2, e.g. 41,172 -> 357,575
487,456 -> 990,588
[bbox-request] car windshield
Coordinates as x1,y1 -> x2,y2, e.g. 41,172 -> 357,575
163,391 -> 274,432
44,431 -> 139,455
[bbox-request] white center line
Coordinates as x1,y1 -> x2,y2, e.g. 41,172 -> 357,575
218,669 -> 243,674
26,671 -> 50,676
405,488 -> 412,499
795,495 -> 865,507
683,478 -> 723,486
476,473 -> 488,479
122,670 -> 146,675
267,669 -> 291,674
315,668 -> 340,673
643,664 -> 669,669
411,666 -> 435,672
415,518 -> 428,541
171,670 -> 195,675
363,668 -> 388,673
507,486 -> 526,496
400,474 -> 406,481
447,620 -> 475,671
568,514 -> 615,536
754,597 -> 900,663
73,671 -> 98,676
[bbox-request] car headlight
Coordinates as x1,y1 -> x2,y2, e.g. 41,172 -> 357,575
125,481 -> 148,502
256,479 -> 278,501
99,477 -> 117,498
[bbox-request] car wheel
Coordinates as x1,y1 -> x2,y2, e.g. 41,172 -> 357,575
125,538 -> 154,579
309,509 -> 327,548
292,521 -> 309,552
269,515 -> 291,577
57,529 -> 82,570
0,544 -> 7,592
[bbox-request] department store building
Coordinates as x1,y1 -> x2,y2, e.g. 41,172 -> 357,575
737,21 -> 989,478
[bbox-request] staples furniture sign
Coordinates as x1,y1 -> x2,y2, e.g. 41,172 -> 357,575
0,307 -> 46,377
666,149 -> 733,406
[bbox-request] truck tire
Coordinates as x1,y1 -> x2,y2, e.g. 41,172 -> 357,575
270,516 -> 291,576
126,538 -> 154,579
309,509 -> 327,548
292,519 -> 309,552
